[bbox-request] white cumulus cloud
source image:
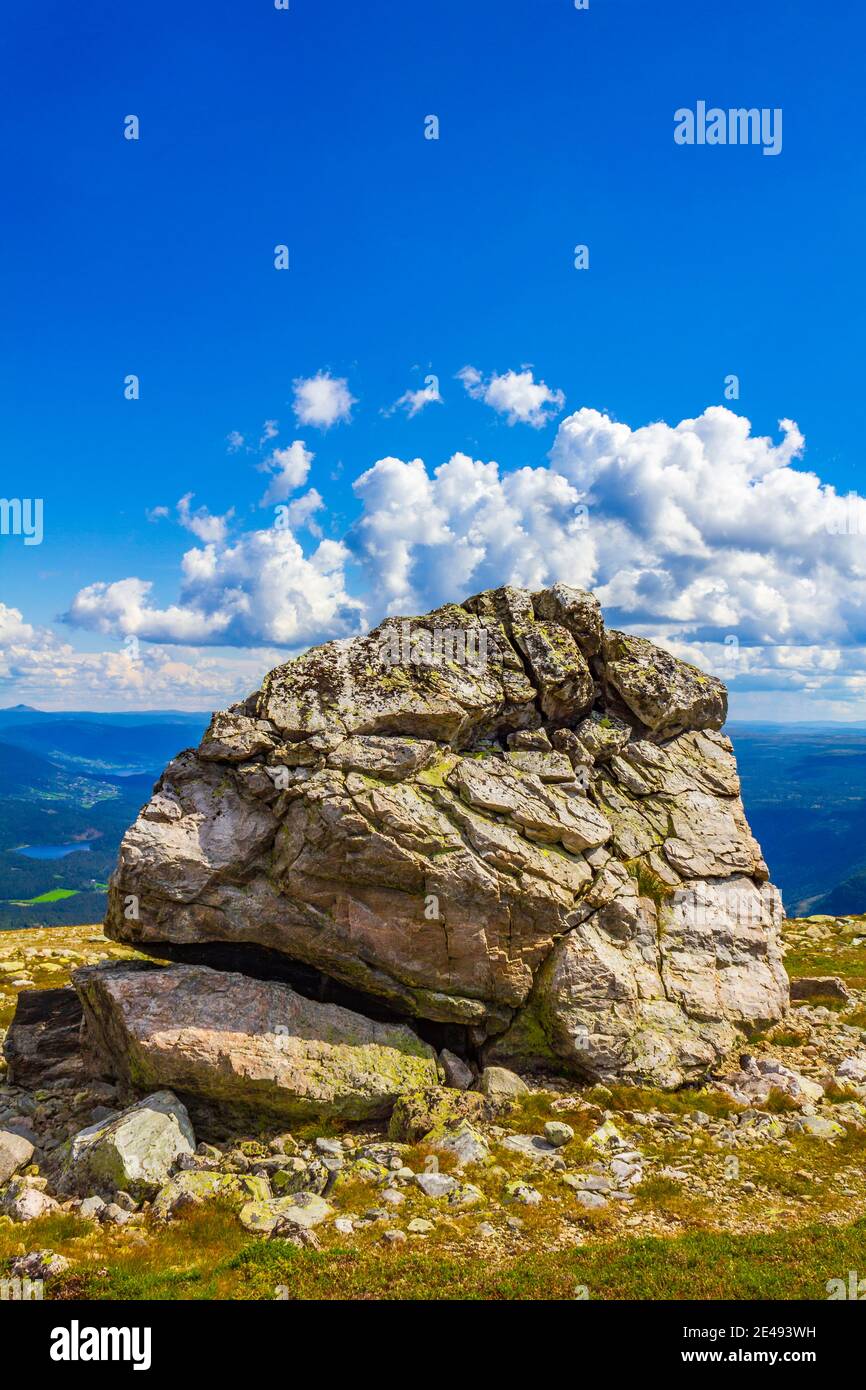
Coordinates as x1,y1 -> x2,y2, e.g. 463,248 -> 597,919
457,365 -> 565,427
292,371 -> 356,429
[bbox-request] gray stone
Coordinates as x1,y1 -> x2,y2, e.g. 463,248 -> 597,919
98,584 -> 787,1090
62,1090 -> 195,1200
238,1191 -> 333,1234
415,1171 -> 458,1198
574,1190 -> 607,1210
0,1128 -> 35,1184
544,1120 -> 574,1148
74,961 -> 437,1126
440,1049 -> 474,1090
477,1067 -> 529,1101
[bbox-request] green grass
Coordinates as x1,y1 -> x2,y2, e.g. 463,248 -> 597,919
36,1212 -> 866,1301
784,943 -> 866,988
7,888 -> 80,905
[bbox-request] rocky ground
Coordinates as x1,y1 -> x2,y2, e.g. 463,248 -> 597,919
3,918 -> 866,1300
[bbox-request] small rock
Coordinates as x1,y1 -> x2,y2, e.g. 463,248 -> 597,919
503,1180 -> 542,1206
78,1195 -> 106,1220
415,1172 -> 457,1199
408,1218 -> 434,1234
544,1120 -> 574,1148
334,1217 -> 355,1235
1,1180 -> 59,1223
99,1202 -> 131,1226
239,1191 -> 333,1234
382,1188 -> 405,1206
503,1133 -> 557,1162
383,1228 -> 407,1244
574,1190 -> 607,1209
0,1129 -> 35,1184
790,976 -> 852,1004
477,1067 -> 529,1101
801,1114 -> 846,1139
429,1121 -> 489,1167
440,1049 -> 473,1090
9,1249 -> 70,1280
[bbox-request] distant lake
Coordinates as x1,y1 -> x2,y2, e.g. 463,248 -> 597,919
15,844 -> 93,860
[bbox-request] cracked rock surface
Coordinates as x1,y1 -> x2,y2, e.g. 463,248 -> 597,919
102,583 -> 788,1089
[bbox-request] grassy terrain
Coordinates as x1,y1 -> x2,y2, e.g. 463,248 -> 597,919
4,1205 -> 865,1301
4,920 -> 866,1301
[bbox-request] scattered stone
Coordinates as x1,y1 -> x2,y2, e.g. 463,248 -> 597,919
440,1049 -> 474,1090
502,1133 -> 558,1162
428,1121 -> 489,1166
389,1086 -> 486,1143
0,1129 -> 35,1184
574,1190 -> 607,1210
78,1195 -> 106,1220
415,1172 -> 457,1199
477,1067 -> 529,1101
9,1250 -> 70,1280
238,1191 -> 333,1234
503,1180 -> 542,1206
790,976 -> 852,1004
100,1202 -> 131,1226
544,1120 -> 574,1148
1,1180 -> 59,1223
408,1218 -> 434,1234
152,1170 -> 271,1220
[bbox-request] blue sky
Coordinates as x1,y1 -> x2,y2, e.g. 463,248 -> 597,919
2,0 -> 866,716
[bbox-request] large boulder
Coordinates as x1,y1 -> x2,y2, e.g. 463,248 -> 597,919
59,1090 -> 195,1199
99,584 -> 786,1088
74,961 -> 438,1124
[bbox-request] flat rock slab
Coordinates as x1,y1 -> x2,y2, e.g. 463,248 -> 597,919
74,960 -> 437,1125
501,1133 -> 559,1162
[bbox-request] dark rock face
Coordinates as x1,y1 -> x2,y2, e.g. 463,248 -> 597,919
3,988 -> 85,1089
102,584 -> 788,1088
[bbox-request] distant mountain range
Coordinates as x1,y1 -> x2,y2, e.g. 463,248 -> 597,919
1,708 -> 866,925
